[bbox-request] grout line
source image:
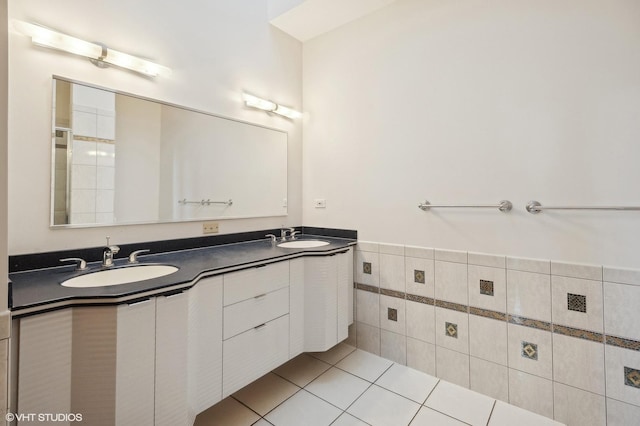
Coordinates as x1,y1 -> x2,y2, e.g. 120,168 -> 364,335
485,399 -> 497,426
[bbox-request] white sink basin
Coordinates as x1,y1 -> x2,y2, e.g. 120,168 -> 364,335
277,240 -> 330,248
61,264 -> 179,288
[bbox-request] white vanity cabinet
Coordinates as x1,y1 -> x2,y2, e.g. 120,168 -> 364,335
222,262 -> 290,397
303,248 -> 354,352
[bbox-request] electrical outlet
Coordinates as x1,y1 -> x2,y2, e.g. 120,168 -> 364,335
314,199 -> 326,208
203,221 -> 219,234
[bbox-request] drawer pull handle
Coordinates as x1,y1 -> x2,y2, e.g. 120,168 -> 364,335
254,323 -> 267,330
254,293 -> 267,300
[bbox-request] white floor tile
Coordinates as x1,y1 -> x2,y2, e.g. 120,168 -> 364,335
273,353 -> 331,387
410,406 -> 467,425
194,397 -> 260,426
232,373 -> 299,416
375,363 -> 439,404
336,349 -> 393,382
305,367 -> 371,410
265,389 -> 342,426
309,342 -> 357,365
424,380 -> 495,426
331,412 -> 370,426
488,400 -> 563,426
347,385 -> 421,426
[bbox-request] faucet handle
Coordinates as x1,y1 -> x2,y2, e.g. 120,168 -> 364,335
290,231 -> 300,240
107,245 -> 120,254
128,249 -> 150,263
265,234 -> 277,243
60,257 -> 88,271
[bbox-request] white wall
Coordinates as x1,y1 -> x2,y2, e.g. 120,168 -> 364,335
8,0 -> 302,254
303,0 -> 640,268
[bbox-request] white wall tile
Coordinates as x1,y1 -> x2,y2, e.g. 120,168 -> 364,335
379,295 -> 405,335
470,357 -> 508,402
603,282 -> 640,341
406,337 -> 436,376
96,114 -> 115,140
380,330 -> 406,365
71,164 -> 97,190
405,245 -> 434,260
606,398 -> 640,426
507,324 -> 552,380
72,110 -> 97,137
553,382 -> 606,426
70,212 -> 96,224
603,266 -> 640,287
435,261 -> 468,305
468,252 -> 506,269
356,241 -> 379,253
435,346 -> 469,388
355,322 -> 380,356
96,189 -> 115,213
379,243 -> 404,256
468,265 -> 506,313
355,290 -> 379,327
435,249 -> 467,264
379,253 -> 405,292
95,212 -> 115,223
406,300 -> 435,344
70,189 -> 96,214
506,256 -> 550,274
97,166 -> 115,190
507,270 -> 551,322
96,143 -> 115,167
405,257 -> 434,298
604,345 -> 640,407
551,275 -> 603,332
72,140 -> 97,166
552,334 -> 605,395
508,369 -> 553,418
551,261 -> 602,281
355,250 -> 379,287
435,308 -> 469,354
469,316 -> 507,366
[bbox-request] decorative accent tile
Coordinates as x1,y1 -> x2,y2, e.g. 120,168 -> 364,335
469,307 -> 507,321
508,315 -> 552,332
435,299 -> 468,313
480,279 -> 494,296
445,322 -> 458,338
388,308 -> 398,322
606,336 -> 640,352
567,293 -> 587,313
363,262 -> 372,275
624,367 -> 640,389
414,269 -> 426,284
406,294 -> 434,305
552,324 -> 604,343
380,288 -> 405,299
522,341 -> 538,360
355,283 -> 379,294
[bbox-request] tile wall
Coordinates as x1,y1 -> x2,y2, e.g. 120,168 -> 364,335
347,241 -> 640,426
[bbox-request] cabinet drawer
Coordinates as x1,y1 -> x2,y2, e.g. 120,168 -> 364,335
222,315 -> 289,397
223,287 -> 289,339
223,261 -> 289,306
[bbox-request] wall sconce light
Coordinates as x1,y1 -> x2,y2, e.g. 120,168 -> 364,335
242,92 -> 302,119
12,20 -> 171,78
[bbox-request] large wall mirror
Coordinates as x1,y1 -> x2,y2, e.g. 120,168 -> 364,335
51,77 -> 288,227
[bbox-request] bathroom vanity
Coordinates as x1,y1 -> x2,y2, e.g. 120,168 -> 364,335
8,231 -> 355,425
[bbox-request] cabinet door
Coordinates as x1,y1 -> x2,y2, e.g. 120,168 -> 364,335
155,291 -> 189,426
304,255 -> 338,352
188,276 -> 223,418
337,248 -> 354,342
289,258 -> 305,358
115,299 -> 156,426
18,309 -> 73,421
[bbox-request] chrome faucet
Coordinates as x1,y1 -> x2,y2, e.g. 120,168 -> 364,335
102,245 -> 120,267
280,227 -> 296,241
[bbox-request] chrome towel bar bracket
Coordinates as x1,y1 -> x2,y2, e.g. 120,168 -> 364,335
526,200 -> 640,214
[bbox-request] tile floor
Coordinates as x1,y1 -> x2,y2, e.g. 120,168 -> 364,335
195,343 -> 563,426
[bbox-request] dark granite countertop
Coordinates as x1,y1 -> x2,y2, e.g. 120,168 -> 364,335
9,234 -> 356,316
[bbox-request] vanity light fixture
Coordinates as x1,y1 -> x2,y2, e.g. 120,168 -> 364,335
242,92 -> 302,119
12,20 -> 171,78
